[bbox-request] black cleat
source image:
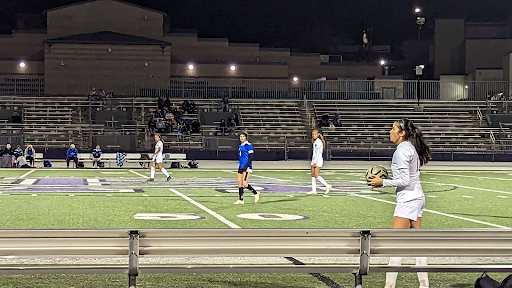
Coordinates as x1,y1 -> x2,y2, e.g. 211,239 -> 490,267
146,178 -> 154,182
166,176 -> 172,182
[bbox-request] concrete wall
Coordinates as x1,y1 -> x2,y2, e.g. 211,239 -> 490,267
171,63 -> 288,79
471,69 -> 504,81
466,24 -> 510,39
0,60 -> 44,74
435,19 -> 465,78
0,33 -> 46,63
465,39 -> 512,74
44,43 -> 171,94
46,0 -> 164,39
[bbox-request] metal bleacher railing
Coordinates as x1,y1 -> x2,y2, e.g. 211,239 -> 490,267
0,229 -> 511,288
1,75 -> 511,101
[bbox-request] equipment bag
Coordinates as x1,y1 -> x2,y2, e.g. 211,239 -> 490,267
97,162 -> 105,168
44,160 -> 52,168
171,162 -> 182,169
500,274 -> 512,288
78,161 -> 85,168
475,273 -> 500,288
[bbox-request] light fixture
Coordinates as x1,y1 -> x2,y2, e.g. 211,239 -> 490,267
380,59 -> 387,66
229,65 -> 236,71
419,65 -> 425,69
292,76 -> 299,82
465,85 -> 469,89
414,7 -> 421,13
19,61 -> 26,68
188,64 -> 195,70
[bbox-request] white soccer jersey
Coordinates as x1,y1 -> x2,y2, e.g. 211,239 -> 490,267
155,140 -> 163,156
311,138 -> 324,166
383,141 -> 424,203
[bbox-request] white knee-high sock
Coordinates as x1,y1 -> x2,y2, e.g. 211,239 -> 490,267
150,167 -> 155,179
317,176 -> 329,188
416,257 -> 429,286
161,168 -> 170,178
385,257 -> 403,285
311,177 -> 317,192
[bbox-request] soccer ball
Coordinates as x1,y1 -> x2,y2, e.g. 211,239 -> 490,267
365,165 -> 388,181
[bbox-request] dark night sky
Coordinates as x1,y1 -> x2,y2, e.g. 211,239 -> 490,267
1,0 -> 512,53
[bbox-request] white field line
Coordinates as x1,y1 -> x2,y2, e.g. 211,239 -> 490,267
19,169 -> 36,179
350,192 -> 511,229
422,181 -> 512,195
169,188 -> 240,229
425,172 -> 512,181
128,170 -> 149,179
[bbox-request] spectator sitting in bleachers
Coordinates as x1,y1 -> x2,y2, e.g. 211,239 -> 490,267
13,145 -> 23,159
66,144 -> 79,169
189,100 -> 196,113
222,96 -> 230,112
147,117 -> 156,135
227,118 -> 236,135
156,119 -> 166,133
218,119 -> 227,135
182,100 -> 190,113
25,144 -> 35,167
191,120 -> 201,134
157,96 -> 164,111
318,114 -> 331,128
332,113 -> 343,128
164,97 -> 171,110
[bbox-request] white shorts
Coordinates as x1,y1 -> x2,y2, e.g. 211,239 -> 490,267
311,158 -> 323,168
153,154 -> 163,164
394,197 -> 425,221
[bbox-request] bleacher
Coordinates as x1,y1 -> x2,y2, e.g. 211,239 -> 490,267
312,100 -> 499,152
231,99 -> 310,149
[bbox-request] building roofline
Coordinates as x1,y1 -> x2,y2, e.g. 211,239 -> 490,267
43,0 -> 167,16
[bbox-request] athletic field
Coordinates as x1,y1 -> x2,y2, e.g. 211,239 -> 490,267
0,162 -> 511,287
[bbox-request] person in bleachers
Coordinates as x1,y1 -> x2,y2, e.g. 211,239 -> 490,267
189,101 -> 196,113
227,118 -> 237,135
90,88 -> 97,98
0,144 -> 13,168
13,145 -> 23,159
182,100 -> 190,113
218,119 -> 227,135
164,97 -> 171,110
66,144 -> 79,168
24,144 -> 35,167
157,96 -> 164,112
222,96 -> 230,112
191,120 -> 201,134
156,119 -> 166,133
165,109 -> 174,120
92,145 -> 102,168
332,113 -> 343,128
147,117 -> 156,135
12,111 -> 21,123
318,114 -> 330,128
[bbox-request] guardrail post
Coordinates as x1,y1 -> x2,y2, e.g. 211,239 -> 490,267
128,230 -> 140,288
354,230 -> 371,288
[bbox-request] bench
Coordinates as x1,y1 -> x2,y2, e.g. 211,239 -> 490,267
0,229 -> 511,288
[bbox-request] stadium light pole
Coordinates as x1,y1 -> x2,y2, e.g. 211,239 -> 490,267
415,7 -> 425,41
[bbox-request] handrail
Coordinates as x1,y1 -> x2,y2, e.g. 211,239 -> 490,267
476,107 -> 483,126
1,229 -> 512,287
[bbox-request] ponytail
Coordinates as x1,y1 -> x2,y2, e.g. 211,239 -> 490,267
318,134 -> 326,149
398,118 -> 431,166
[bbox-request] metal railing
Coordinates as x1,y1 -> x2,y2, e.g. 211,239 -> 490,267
2,75 -> 511,101
0,229 -> 511,288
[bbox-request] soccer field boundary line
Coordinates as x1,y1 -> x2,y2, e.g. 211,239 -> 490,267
425,172 -> 512,181
422,181 -> 512,195
128,170 -> 149,179
350,192 -> 511,229
169,188 -> 241,229
168,188 -> 342,288
18,169 -> 36,179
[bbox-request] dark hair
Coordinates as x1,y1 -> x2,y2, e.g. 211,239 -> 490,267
240,131 -> 248,139
397,118 -> 431,166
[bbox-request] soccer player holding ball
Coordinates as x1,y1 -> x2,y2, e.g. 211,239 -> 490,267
367,118 -> 431,288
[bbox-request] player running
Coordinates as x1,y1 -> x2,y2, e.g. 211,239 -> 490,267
147,134 -> 171,182
234,132 -> 260,205
308,130 -> 332,195
367,118 -> 431,288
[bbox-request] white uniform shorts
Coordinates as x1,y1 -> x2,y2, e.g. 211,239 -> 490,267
394,197 -> 425,221
153,154 -> 163,164
311,158 -> 324,168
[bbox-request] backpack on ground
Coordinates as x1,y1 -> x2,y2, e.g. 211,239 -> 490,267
500,274 -> 512,288
44,160 -> 52,168
97,162 -> 104,168
475,273 -> 501,288
78,161 -> 85,168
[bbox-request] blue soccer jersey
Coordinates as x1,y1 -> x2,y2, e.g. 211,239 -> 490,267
238,142 -> 254,169
92,149 -> 102,158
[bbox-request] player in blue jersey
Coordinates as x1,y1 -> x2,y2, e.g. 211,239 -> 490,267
92,145 -> 102,168
234,132 -> 260,205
